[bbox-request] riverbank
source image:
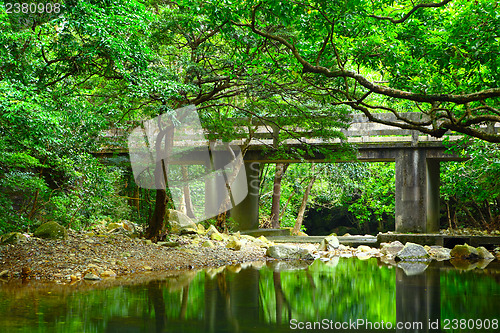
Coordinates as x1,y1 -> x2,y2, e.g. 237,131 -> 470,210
0,230 -> 271,283
2,225 -> 500,284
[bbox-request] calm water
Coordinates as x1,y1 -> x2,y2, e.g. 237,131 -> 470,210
0,258 -> 499,332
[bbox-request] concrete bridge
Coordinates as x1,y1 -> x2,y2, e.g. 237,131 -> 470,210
99,113 -> 490,233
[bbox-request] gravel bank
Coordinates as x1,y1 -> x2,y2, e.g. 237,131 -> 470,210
0,231 -> 269,283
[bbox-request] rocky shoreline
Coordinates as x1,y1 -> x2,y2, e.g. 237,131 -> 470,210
1,218 -> 500,284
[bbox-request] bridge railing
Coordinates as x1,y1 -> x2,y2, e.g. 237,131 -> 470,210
98,113 -> 498,152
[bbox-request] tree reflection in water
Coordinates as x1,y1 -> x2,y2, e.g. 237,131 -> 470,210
0,259 -> 499,333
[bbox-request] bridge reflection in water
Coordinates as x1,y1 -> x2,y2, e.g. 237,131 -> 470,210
1,258 -> 499,332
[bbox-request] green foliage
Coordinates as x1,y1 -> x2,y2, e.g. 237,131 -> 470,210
259,162 -> 395,233
441,136 -> 500,229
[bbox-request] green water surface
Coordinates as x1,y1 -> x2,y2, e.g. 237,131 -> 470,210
0,258 -> 499,332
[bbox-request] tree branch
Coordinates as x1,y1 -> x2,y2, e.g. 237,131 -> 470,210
368,0 -> 453,24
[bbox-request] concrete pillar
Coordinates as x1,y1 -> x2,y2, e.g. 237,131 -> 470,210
395,149 -> 427,233
229,162 -> 260,231
396,268 -> 441,332
426,160 -> 440,232
395,150 -> 441,233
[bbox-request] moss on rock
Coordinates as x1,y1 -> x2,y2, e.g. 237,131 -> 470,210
33,222 -> 68,240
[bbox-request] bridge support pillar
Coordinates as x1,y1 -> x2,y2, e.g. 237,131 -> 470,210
395,150 -> 440,233
230,162 -> 260,231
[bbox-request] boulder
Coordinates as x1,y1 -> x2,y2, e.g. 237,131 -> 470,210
266,245 -> 314,260
0,232 -> 28,244
450,244 -> 480,259
33,222 -> 68,240
318,235 -> 339,251
395,242 -> 430,261
168,210 -> 197,235
476,246 -> 495,259
380,241 -> 404,257
425,245 -> 452,261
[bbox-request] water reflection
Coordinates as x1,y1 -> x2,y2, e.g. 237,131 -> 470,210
1,259 -> 499,333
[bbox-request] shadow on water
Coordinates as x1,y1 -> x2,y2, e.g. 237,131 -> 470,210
1,259 -> 500,333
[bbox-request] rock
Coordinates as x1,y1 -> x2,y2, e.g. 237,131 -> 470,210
226,239 -> 242,251
318,235 -> 339,251
380,241 -> 404,257
33,221 -> 68,240
197,224 -> 206,235
476,247 -> 495,259
180,227 -> 198,235
338,244 -> 348,251
210,232 -> 224,241
84,272 -> 101,281
206,225 -> 220,237
106,222 -> 123,231
257,235 -> 270,243
121,220 -> 136,232
143,266 -> 153,271
0,232 -> 28,244
395,242 -> 430,261
450,244 -> 480,259
202,240 -> 215,248
266,245 -> 314,260
398,262 -> 429,276
158,241 -> 180,247
100,270 -> 117,278
168,210 -> 197,235
425,246 -> 452,261
357,245 -> 373,253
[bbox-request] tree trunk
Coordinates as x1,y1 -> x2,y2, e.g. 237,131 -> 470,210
147,189 -> 168,240
292,164 -> 316,235
146,119 -> 174,240
270,163 -> 289,229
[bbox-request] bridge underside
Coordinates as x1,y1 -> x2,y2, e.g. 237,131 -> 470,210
230,142 -> 465,234
97,142 -> 464,234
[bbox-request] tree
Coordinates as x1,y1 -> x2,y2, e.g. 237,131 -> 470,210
441,137 -> 500,230
270,163 -> 289,228
0,0 -> 169,232
292,163 -> 316,235
230,0 -> 500,142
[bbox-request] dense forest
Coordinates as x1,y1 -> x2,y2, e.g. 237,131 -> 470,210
1,0 -> 499,238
